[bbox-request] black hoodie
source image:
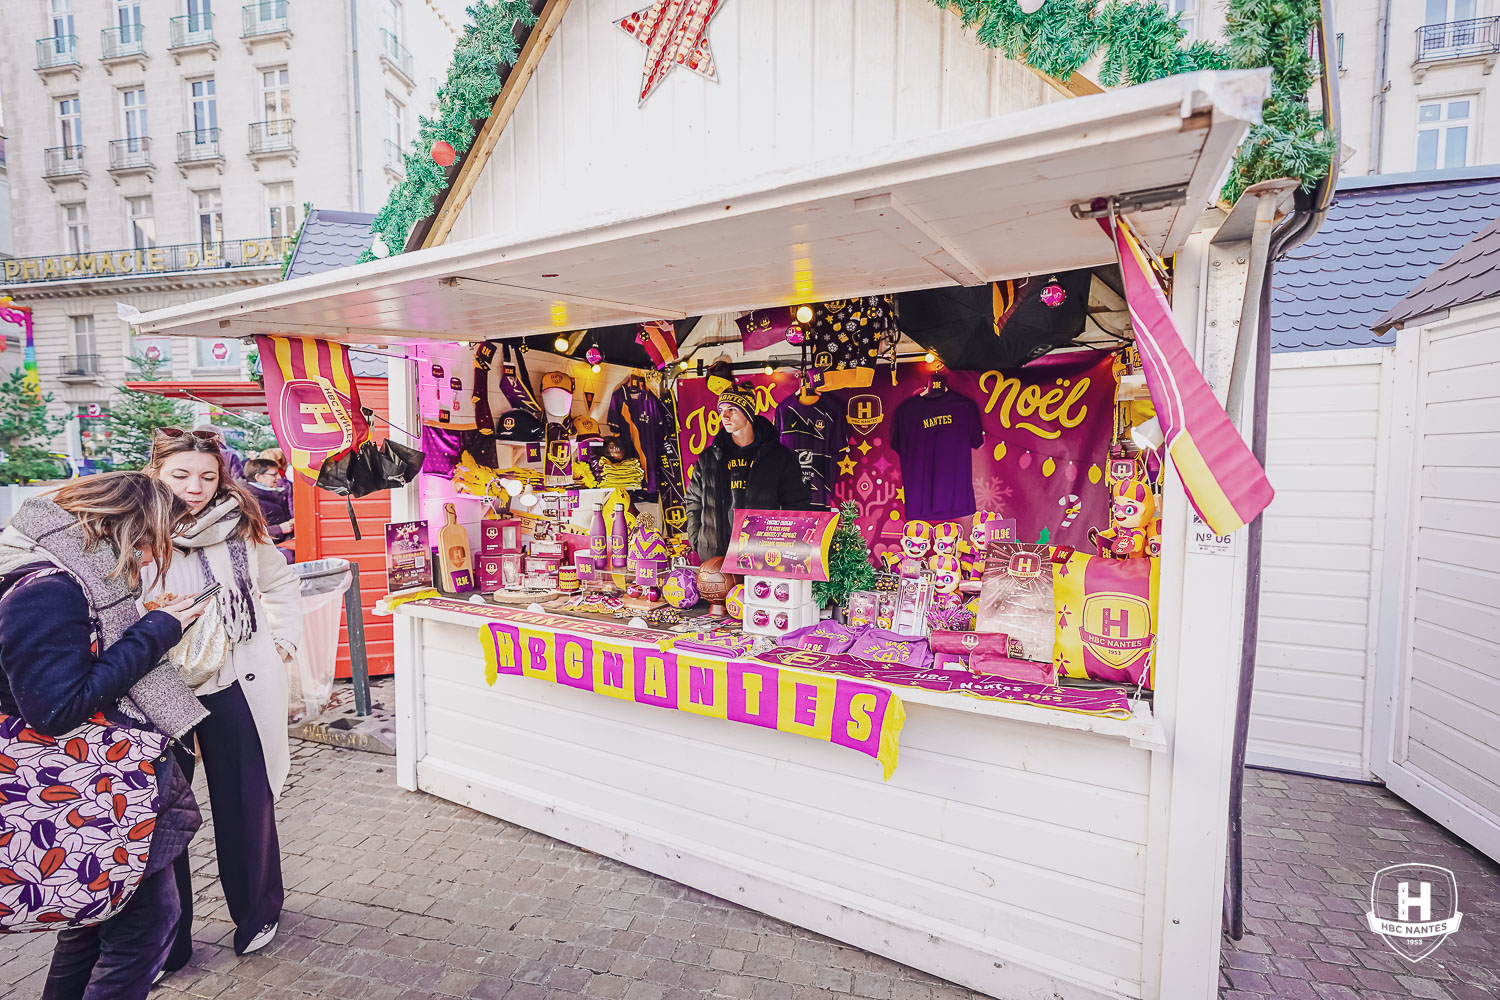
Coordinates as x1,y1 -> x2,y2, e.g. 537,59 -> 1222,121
684,414 -> 811,561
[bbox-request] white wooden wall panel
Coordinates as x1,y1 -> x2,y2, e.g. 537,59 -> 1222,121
1247,350 -> 1392,779
411,617 -> 1151,999
446,0 -> 1060,248
1375,314 -> 1500,864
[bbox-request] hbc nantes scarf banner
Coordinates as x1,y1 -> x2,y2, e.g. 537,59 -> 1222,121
477,607 -> 905,778
257,335 -> 371,481
1104,217 -> 1274,535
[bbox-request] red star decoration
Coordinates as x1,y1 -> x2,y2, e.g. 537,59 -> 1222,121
616,0 -> 725,104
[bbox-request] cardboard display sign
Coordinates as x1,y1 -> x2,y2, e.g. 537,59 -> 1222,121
723,509 -> 840,581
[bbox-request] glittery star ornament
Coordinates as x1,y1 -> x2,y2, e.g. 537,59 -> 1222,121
616,0 -> 725,104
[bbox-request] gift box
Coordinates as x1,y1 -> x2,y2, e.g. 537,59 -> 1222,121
846,590 -> 880,627
525,556 -> 561,578
477,555 -> 505,591
481,518 -> 523,554
746,576 -> 813,607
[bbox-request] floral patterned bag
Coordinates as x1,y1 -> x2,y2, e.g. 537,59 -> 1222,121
0,714 -> 167,933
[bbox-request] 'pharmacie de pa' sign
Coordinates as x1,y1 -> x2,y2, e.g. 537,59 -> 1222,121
3,239 -> 286,284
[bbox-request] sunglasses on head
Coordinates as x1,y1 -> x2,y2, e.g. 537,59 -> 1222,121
156,427 -> 223,443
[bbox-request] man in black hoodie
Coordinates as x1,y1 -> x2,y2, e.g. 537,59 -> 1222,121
685,382 -> 811,561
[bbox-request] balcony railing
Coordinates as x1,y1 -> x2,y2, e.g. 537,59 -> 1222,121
101,24 -> 145,59
1417,17 -> 1500,62
242,1 -> 289,37
108,137 -> 153,171
168,13 -> 215,49
60,355 -> 102,378
379,29 -> 414,82
43,146 -> 86,179
249,119 -> 295,154
177,128 -> 223,162
384,139 -> 405,176
36,35 -> 79,70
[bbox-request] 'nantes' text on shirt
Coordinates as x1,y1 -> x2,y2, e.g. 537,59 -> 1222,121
922,414 -> 953,429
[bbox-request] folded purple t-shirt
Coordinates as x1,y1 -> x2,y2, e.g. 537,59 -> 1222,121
847,629 -> 933,670
781,620 -> 864,653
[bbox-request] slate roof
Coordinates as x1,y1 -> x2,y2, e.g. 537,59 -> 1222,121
283,208 -> 386,379
1271,166 -> 1500,352
1372,214 -> 1500,334
283,209 -> 376,281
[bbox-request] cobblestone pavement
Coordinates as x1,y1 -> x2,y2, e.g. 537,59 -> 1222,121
0,737 -> 1494,999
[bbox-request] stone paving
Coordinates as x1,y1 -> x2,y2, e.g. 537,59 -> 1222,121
0,734 -> 1494,999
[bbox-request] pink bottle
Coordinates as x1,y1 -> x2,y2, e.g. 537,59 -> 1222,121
609,507 -> 628,571
589,507 -> 608,560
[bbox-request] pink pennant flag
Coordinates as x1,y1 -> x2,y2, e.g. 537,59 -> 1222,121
1103,217 -> 1274,535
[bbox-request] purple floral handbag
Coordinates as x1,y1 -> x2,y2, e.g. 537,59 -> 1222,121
0,714 -> 167,932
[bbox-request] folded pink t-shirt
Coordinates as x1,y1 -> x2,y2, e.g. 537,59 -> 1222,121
781,620 -> 864,653
846,629 -> 933,671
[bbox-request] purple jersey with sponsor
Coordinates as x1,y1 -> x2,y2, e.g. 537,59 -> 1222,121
776,397 -> 845,508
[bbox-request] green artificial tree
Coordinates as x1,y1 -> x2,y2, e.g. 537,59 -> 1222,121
0,371 -> 69,484
814,501 -> 878,611
104,356 -> 197,469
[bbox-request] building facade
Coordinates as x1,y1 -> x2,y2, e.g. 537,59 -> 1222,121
1189,0 -> 1500,176
0,0 -> 455,464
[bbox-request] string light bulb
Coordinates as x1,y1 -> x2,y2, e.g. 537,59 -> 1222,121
553,335 -> 569,352
924,351 -> 936,364
795,305 -> 813,324
763,365 -> 773,375
1018,0 -> 1046,12
591,363 -> 602,373
678,359 -> 690,370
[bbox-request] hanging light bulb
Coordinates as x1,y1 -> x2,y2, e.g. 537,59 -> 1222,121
591,363 -> 602,373
924,351 -> 936,364
763,365 -> 773,375
553,335 -> 570,352
678,359 -> 690,371
795,304 -> 814,324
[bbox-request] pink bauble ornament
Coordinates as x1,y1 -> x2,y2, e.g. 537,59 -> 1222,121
585,347 -> 602,365
785,326 -> 806,346
431,140 -> 456,167
1040,280 -> 1066,308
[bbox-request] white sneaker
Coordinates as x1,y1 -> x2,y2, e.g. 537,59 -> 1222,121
242,922 -> 277,955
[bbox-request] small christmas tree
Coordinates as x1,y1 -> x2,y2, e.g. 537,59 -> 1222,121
814,501 -> 877,611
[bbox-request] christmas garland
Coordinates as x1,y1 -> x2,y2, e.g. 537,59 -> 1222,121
937,0 -> 1334,202
360,0 -> 538,263
365,0 -> 1329,260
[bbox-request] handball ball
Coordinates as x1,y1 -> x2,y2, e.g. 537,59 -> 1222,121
696,557 -> 739,605
724,584 -> 745,621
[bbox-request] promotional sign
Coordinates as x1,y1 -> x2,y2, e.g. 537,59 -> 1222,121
476,606 -> 905,778
256,335 -> 372,481
723,509 -> 839,580
385,520 -> 432,592
677,352 -> 1115,560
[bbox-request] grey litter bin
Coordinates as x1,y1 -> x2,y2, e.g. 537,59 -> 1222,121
289,558 -> 372,717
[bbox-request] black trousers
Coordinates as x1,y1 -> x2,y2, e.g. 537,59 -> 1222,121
166,682 -> 284,967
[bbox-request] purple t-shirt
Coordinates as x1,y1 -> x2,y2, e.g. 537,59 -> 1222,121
890,389 -> 984,520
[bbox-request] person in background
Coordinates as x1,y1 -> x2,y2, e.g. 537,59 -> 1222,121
144,429 -> 301,972
0,473 -> 207,998
245,458 -> 295,561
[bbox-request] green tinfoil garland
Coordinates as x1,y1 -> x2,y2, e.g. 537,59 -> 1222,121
365,0 -> 1331,259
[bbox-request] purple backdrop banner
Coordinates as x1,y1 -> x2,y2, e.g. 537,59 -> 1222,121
677,351 -> 1117,559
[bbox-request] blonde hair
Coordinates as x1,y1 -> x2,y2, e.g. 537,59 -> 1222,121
259,447 -> 287,472
145,430 -> 270,544
49,472 -> 193,591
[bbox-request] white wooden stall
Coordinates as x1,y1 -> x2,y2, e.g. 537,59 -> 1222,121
132,2 -> 1281,993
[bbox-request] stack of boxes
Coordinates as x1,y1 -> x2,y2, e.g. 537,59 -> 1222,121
477,517 -> 523,592
740,576 -> 820,638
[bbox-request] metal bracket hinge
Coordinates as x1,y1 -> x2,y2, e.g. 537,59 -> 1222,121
1069,184 -> 1189,220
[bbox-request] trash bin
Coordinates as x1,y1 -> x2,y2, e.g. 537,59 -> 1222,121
288,558 -> 352,722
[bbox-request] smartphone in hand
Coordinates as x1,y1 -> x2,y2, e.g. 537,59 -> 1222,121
188,582 -> 222,608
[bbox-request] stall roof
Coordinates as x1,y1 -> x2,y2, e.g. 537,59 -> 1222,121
133,70 -> 1267,346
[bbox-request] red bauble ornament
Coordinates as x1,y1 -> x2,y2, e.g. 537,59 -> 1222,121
785,325 -> 806,346
430,140 -> 456,167
585,347 -> 603,365
1040,279 -> 1066,308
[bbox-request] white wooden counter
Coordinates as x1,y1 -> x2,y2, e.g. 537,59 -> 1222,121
395,601 -> 1167,1000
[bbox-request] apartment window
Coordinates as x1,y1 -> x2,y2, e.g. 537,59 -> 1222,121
115,0 -> 142,41
1160,0 -> 1197,42
382,0 -> 403,39
127,196 -> 155,249
196,338 -> 241,369
63,203 -> 90,253
265,182 -> 297,238
385,93 -> 405,148
1416,98 -> 1473,171
190,78 -> 218,137
50,0 -> 75,41
1426,0 -> 1477,24
121,88 -> 148,149
77,405 -> 111,464
195,189 -> 224,247
261,67 -> 291,123
57,98 -> 83,154
71,315 -> 97,357
186,0 -> 212,31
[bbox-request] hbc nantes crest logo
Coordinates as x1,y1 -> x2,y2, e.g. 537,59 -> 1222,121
1367,864 -> 1464,962
1080,592 -> 1154,674
279,379 -> 356,455
847,395 -> 883,435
